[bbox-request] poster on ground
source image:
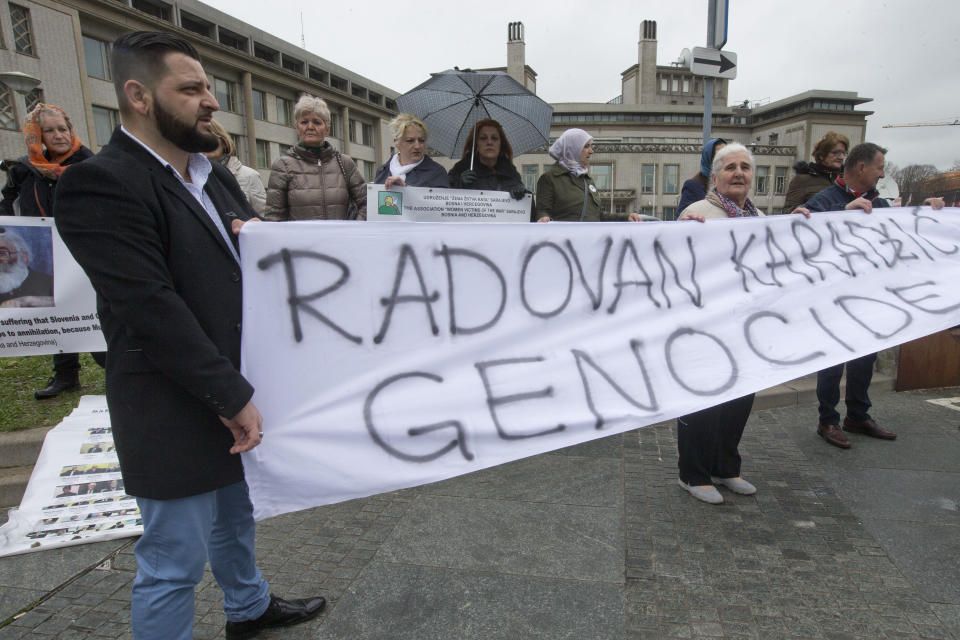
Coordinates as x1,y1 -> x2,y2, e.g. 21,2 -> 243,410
238,208 -> 960,520
0,216 -> 105,357
0,396 -> 141,557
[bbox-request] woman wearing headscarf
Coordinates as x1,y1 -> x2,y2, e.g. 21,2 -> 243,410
783,131 -> 849,212
203,119 -> 266,215
374,113 -> 448,189
0,104 -> 104,399
447,118 -> 526,199
265,95 -> 367,220
674,143 -> 761,504
677,137 -> 726,215
534,128 -> 642,222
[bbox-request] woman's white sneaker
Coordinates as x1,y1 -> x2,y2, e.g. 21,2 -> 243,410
678,478 -> 723,504
711,476 -> 757,495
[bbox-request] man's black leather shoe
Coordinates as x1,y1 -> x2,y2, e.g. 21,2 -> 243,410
225,594 -> 326,640
34,375 -> 80,400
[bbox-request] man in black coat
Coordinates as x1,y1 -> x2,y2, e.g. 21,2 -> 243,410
54,31 -> 323,640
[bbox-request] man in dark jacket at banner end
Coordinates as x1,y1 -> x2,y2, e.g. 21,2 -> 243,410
53,31 -> 324,640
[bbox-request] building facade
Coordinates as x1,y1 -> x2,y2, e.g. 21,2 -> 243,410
504,20 -> 873,217
0,0 -> 399,182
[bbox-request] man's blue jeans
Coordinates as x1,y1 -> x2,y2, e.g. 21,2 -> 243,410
816,352 -> 877,426
132,481 -> 270,640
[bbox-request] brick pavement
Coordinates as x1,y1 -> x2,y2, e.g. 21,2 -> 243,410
2,385 -> 958,639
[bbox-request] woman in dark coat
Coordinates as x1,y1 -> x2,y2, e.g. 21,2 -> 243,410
783,131 -> 849,212
0,104 -> 103,399
447,118 -> 526,200
677,137 -> 726,215
374,113 -> 448,189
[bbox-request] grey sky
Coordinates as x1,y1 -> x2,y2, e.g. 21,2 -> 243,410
203,0 -> 960,170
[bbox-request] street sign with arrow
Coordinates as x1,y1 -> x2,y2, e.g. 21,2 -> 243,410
690,46 -> 737,79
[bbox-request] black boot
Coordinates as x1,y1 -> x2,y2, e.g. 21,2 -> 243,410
35,374 -> 80,400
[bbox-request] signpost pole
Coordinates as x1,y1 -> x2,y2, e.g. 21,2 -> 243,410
702,0 -> 716,143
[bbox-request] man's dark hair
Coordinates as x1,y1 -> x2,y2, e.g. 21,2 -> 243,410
845,142 -> 888,172
110,31 -> 200,113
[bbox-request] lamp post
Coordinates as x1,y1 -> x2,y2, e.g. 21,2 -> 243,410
0,70 -> 42,122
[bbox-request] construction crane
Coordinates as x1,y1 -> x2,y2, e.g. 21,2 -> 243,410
882,118 -> 959,128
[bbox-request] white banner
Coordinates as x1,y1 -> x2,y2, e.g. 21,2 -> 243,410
0,216 -> 105,357
366,184 -> 531,222
0,396 -> 141,557
240,208 -> 960,520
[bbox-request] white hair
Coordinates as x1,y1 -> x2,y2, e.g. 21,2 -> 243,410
711,142 -> 755,176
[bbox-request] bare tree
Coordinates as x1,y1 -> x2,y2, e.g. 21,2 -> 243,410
951,159 -> 960,172
892,164 -> 938,204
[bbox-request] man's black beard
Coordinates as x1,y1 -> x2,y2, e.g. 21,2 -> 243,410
154,99 -> 219,153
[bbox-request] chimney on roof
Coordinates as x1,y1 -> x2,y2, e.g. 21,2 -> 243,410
507,22 -> 525,86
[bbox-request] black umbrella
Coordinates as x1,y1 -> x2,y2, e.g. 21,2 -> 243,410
395,69 -> 553,167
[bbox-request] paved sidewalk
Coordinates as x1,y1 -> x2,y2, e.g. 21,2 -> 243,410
1,378 -> 959,639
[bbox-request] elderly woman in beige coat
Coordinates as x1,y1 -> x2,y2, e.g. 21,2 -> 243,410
675,143 -> 763,504
265,95 -> 366,220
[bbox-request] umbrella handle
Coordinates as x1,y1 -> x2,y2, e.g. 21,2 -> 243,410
469,120 -> 477,171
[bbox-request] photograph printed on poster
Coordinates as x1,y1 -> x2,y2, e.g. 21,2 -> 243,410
0,225 -> 54,308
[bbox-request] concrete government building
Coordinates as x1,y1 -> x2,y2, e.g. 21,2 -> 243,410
0,3 -> 872,217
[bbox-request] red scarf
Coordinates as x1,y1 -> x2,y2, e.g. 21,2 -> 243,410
835,177 -> 878,202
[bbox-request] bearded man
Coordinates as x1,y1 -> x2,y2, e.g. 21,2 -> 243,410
54,31 -> 324,640
0,227 -> 53,307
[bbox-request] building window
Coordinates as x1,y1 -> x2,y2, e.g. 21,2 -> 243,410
253,42 -> 278,64
659,77 -> 668,92
641,165 -> 656,194
83,36 -> 111,80
615,204 -> 627,215
330,75 -> 348,92
349,119 -> 373,146
0,84 -> 16,130
774,166 -> 788,195
640,205 -> 654,215
309,66 -> 328,84
179,11 -> 212,37
755,166 -> 770,195
131,0 -> 171,22
255,139 -> 270,168
9,4 -> 34,55
275,96 -> 291,126
218,28 -> 247,52
671,78 -> 679,92
231,134 -> 245,159
329,112 -> 341,138
252,89 -> 266,120
591,164 -> 612,190
213,77 -> 237,113
281,55 -> 303,75
278,143 -> 291,157
663,164 -> 679,194
24,87 -> 42,112
522,165 -> 539,192
360,160 -> 374,182
682,78 -> 690,93
91,106 -> 119,146
663,206 -> 677,220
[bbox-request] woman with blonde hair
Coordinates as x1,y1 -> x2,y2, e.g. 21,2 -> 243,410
0,104 -> 104,399
265,95 -> 366,220
202,120 -> 266,214
374,113 -> 447,189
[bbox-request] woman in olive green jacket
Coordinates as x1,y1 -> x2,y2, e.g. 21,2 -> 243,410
535,128 -> 641,222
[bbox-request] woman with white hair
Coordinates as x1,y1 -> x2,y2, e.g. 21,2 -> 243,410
265,95 -> 366,220
374,113 -> 448,189
674,142 -> 762,505
535,128 -> 643,222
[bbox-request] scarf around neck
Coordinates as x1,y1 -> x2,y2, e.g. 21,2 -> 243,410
835,176 -> 879,201
23,104 -> 83,180
707,190 -> 759,217
389,153 -> 424,179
